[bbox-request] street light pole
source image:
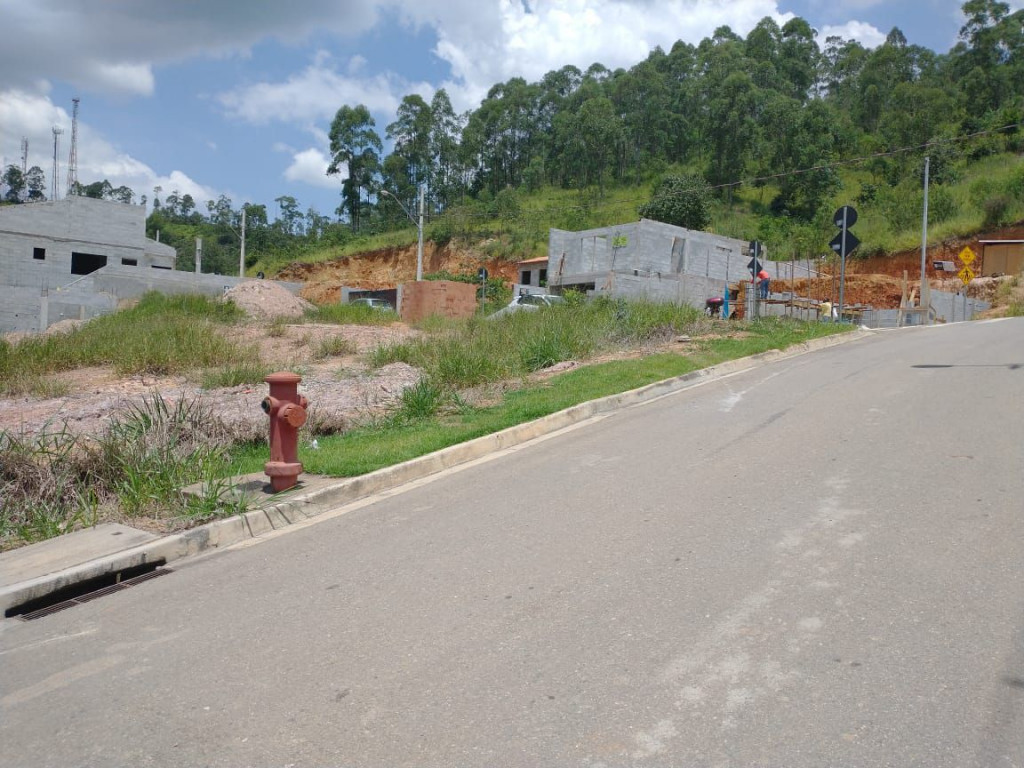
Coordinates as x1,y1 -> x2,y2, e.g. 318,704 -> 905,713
239,205 -> 247,278
416,184 -> 425,282
381,187 -> 425,282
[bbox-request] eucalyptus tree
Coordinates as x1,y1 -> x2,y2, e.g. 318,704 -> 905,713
428,89 -> 467,209
778,18 -> 820,101
697,29 -> 759,191
1,165 -> 25,202
25,166 -> 46,201
607,56 -> 672,178
462,77 -> 541,194
386,94 -> 432,208
952,0 -> 1024,114
327,104 -> 383,231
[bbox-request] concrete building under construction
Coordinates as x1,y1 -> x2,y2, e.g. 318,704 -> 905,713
547,218 -> 774,312
0,196 -> 298,335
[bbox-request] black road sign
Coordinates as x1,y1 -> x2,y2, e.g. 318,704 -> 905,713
478,267 -> 489,281
747,240 -> 762,276
829,229 -> 860,255
833,205 -> 858,228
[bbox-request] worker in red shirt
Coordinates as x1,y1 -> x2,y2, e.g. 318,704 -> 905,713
756,268 -> 771,299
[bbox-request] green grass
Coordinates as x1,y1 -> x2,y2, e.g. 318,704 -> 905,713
1,395 -> 250,549
0,292 -> 253,395
371,297 -> 701,390
228,317 -> 849,478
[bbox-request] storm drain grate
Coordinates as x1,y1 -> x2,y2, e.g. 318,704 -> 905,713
7,562 -> 173,621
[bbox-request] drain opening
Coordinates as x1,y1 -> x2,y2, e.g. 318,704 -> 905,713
6,561 -> 172,621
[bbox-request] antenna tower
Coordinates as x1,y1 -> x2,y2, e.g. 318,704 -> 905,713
52,127 -> 63,201
21,137 -> 29,173
66,97 -> 80,196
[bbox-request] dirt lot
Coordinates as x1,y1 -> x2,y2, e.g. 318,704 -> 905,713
0,283 -> 424,441
3,229 -> 1020,440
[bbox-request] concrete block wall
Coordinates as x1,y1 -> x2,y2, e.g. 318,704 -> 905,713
0,198 -> 173,286
551,220 -> 765,312
0,287 -> 49,333
930,290 -> 989,324
548,219 -> 776,310
400,280 -> 477,323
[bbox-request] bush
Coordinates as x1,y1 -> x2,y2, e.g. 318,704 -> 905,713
638,174 -> 711,231
983,195 -> 1011,228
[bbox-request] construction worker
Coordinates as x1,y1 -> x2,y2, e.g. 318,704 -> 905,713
757,268 -> 771,299
820,299 -> 832,321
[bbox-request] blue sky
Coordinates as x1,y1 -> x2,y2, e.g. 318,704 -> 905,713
1,0 -> 1016,222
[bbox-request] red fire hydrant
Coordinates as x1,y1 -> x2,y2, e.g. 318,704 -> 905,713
262,371 -> 308,492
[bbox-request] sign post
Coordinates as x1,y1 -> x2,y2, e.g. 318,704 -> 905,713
478,267 -> 489,309
956,247 -> 975,322
830,206 -> 860,321
747,241 -> 762,316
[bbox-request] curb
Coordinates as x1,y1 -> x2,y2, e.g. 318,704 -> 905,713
1,328 -> 872,615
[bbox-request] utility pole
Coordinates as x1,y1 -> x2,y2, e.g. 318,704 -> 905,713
919,156 -> 930,325
416,184 -> 425,282
239,205 -> 247,278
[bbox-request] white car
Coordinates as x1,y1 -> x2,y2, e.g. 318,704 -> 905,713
489,293 -> 566,318
350,297 -> 393,311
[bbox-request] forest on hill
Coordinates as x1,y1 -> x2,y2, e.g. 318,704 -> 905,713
3,0 -> 1023,276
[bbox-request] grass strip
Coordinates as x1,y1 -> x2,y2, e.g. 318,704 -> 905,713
228,320 -> 848,478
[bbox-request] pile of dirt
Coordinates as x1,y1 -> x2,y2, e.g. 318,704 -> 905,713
223,280 -> 315,320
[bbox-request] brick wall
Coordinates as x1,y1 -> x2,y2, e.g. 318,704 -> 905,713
400,280 -> 478,323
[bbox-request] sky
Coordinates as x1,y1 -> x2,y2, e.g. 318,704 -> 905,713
1,0 -> 1018,222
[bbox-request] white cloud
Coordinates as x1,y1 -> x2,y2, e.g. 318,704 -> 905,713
218,56 -> 433,125
820,20 -> 887,48
0,0 -> 384,96
283,148 -> 340,189
408,0 -> 797,110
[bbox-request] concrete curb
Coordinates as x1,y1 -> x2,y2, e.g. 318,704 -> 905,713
1,328 -> 872,615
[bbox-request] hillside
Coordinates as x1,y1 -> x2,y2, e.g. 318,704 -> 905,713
271,224 -> 1024,313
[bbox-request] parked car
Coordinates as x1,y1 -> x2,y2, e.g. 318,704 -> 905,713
350,297 -> 393,311
489,293 -> 566,318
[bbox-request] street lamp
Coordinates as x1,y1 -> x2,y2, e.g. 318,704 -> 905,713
381,185 -> 425,281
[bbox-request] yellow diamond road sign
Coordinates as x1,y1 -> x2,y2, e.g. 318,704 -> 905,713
958,265 -> 975,285
959,246 -> 976,266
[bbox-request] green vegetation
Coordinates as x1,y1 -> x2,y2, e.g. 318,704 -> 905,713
0,292 -> 253,396
6,2 -> 1018,278
229,317 -> 845,479
0,293 -> 848,551
370,297 -> 700,389
1,396 -> 249,550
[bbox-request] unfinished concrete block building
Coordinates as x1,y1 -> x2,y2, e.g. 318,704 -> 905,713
0,196 -> 301,335
0,196 -> 175,333
547,218 -> 774,311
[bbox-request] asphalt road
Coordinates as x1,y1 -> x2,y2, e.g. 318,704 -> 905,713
2,318 -> 1022,768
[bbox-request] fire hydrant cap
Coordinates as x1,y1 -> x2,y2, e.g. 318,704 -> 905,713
280,402 -> 308,428
265,371 -> 302,385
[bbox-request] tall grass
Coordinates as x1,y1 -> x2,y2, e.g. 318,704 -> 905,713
370,298 -> 699,390
0,292 -> 254,395
1,394 -> 252,550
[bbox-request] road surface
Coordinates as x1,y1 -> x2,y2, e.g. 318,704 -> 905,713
2,318 -> 1022,767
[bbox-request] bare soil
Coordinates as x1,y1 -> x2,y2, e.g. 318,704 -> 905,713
0,282 -> 425,441
3,228 -> 1020,440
